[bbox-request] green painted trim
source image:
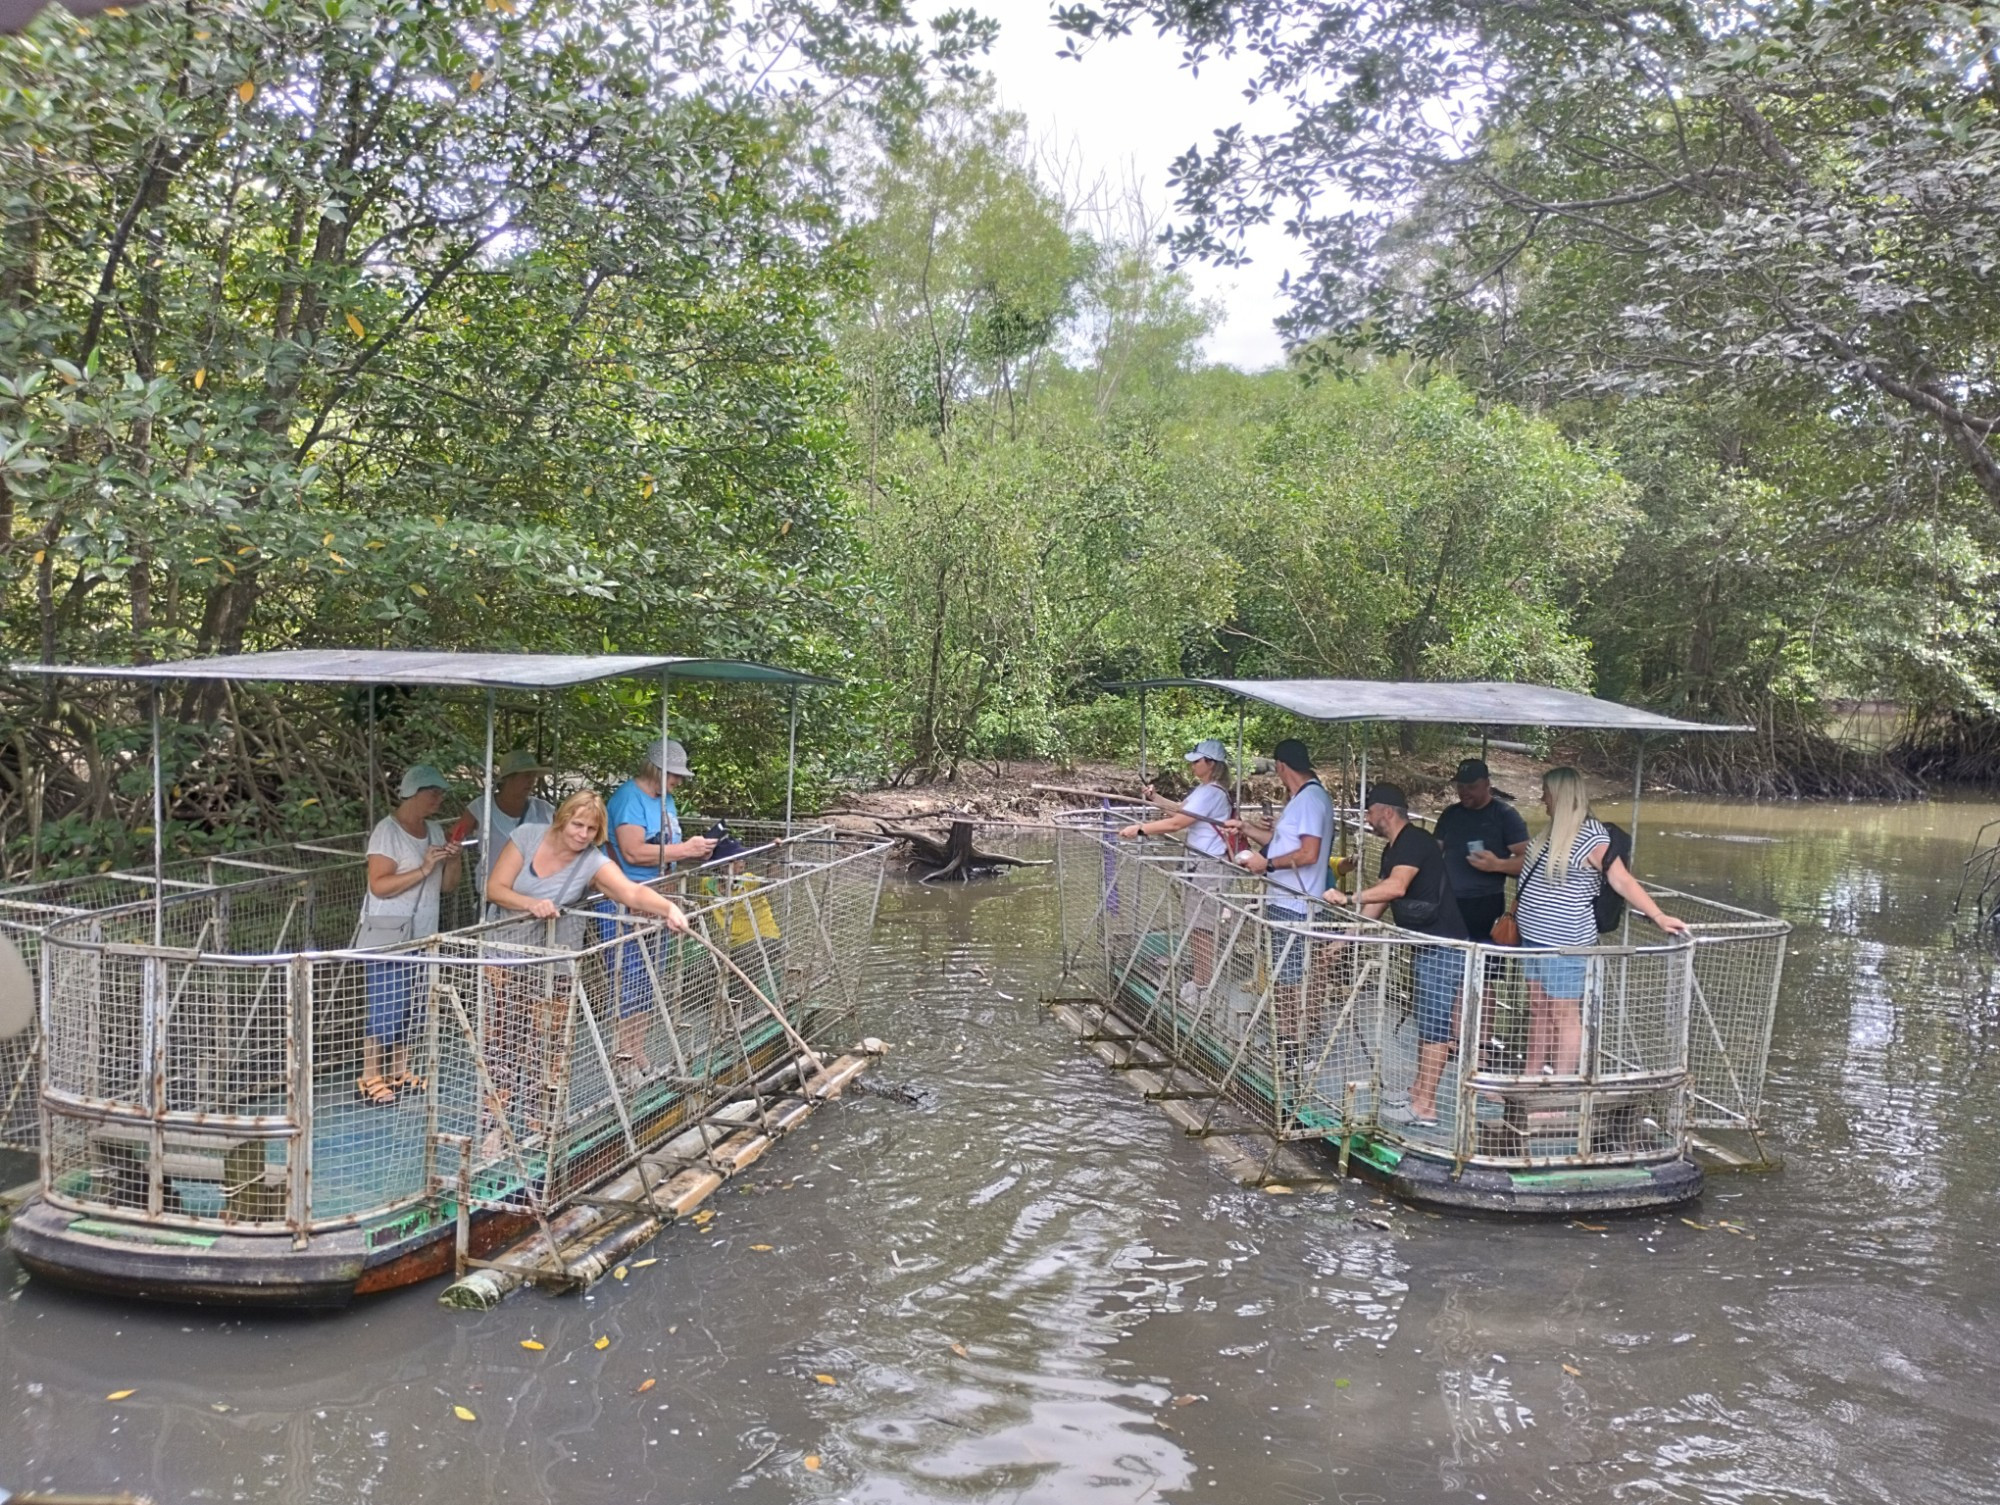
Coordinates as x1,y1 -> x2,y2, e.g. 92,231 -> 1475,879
67,1218 -> 219,1249
1510,1167 -> 1657,1189
1348,1137 -> 1403,1172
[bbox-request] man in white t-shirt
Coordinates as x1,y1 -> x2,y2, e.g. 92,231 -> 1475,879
470,749 -> 556,892
1117,738 -> 1235,1004
1224,739 -> 1335,1089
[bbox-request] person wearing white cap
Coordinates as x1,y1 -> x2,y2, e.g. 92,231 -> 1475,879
469,748 -> 556,891
352,764 -> 463,1106
1117,738 -> 1234,1002
599,736 -> 717,1075
604,737 -> 716,882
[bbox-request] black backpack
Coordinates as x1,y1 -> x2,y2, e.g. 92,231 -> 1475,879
1592,822 -> 1633,932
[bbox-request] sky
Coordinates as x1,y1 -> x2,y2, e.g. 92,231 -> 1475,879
976,0 -> 1303,372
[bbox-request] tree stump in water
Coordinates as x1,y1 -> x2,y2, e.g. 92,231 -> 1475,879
878,820 -> 1041,883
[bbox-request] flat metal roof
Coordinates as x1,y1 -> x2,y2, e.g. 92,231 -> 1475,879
1104,678 -> 1750,734
9,650 -> 837,691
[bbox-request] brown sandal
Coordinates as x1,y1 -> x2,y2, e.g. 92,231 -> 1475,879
392,1070 -> 428,1094
356,1075 -> 396,1106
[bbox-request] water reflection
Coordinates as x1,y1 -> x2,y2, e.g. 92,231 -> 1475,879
5,799 -> 2000,1502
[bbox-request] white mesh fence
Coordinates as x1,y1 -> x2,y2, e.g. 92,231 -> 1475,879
32,829 -> 888,1235
1055,827 -> 1788,1167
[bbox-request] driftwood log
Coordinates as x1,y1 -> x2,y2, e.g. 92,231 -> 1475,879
877,820 -> 1045,883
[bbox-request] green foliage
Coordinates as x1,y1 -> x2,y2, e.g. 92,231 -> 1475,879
0,0 -> 983,870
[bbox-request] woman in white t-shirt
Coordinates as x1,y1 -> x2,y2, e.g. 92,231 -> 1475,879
352,764 -> 463,1105
1119,739 -> 1235,1000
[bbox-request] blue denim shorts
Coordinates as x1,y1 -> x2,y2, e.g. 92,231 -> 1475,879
1523,948 -> 1589,1001
1411,945 -> 1466,1044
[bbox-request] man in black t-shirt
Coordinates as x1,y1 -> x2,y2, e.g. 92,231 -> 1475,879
1431,759 -> 1531,942
1324,784 -> 1466,1128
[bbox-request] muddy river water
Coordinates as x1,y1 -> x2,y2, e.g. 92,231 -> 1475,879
5,797 -> 2000,1504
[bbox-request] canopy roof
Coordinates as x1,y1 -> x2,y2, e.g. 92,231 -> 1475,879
1105,678 -> 1749,734
10,649 -> 837,691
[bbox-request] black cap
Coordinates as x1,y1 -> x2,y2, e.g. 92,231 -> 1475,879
1358,782 -> 1409,812
1272,739 -> 1315,774
1454,759 -> 1491,783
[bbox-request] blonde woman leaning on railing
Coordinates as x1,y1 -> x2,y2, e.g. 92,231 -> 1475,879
1514,767 -> 1689,1076
485,789 -> 692,1094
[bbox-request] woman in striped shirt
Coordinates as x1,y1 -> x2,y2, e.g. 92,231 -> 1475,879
1515,767 -> 1689,1075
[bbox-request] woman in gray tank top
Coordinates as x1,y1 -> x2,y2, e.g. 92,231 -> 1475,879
483,790 -> 693,1101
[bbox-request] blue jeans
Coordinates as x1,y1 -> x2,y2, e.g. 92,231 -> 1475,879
594,897 -> 661,1020
1267,905 -> 1308,985
1411,945 -> 1466,1045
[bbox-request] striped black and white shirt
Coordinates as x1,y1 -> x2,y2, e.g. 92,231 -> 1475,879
1514,818 -> 1610,948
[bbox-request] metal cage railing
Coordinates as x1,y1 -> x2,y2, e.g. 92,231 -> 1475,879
1053,819 -> 1788,1172
30,828 -> 889,1240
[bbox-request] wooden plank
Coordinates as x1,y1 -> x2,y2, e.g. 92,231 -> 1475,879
1044,1000 -> 1334,1190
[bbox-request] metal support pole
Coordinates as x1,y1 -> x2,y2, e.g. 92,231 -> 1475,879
1234,702 -> 1246,807
658,670 -> 672,880
150,689 -> 164,946
1628,737 -> 1646,868
784,686 -> 798,836
481,689 -> 497,892
366,686 -> 378,833
1356,736 -> 1369,895
1138,688 -> 1149,788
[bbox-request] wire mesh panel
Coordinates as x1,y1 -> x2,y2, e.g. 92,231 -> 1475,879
0,837 -> 371,1152
1055,830 -> 1789,1175
30,830 -> 891,1244
1655,888 -> 1791,1130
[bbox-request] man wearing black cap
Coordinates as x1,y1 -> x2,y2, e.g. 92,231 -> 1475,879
1431,759 -> 1530,943
1327,783 -> 1466,1128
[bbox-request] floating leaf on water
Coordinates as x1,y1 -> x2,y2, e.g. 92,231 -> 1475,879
105,1389 -> 135,1401
813,1373 -> 836,1385
750,1244 -> 773,1252
1264,1184 -> 1294,1195
635,1377 -> 656,1394
1171,1394 -> 1202,1408
453,1405 -> 477,1422
803,1455 -> 822,1471
692,1209 -> 714,1225
1680,1218 -> 1711,1230
1572,1221 -> 1608,1232
520,1340 -> 544,1351
1333,1378 -> 1350,1389
950,1343 -> 968,1358
613,1265 -> 628,1280
210,1402 -> 232,1412
1562,1363 -> 1581,1377
594,1336 -> 610,1351
632,1259 -> 658,1269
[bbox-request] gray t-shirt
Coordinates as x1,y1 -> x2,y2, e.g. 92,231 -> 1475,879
485,824 -> 612,946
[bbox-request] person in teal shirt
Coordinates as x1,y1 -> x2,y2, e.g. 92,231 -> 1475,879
597,738 -> 718,1076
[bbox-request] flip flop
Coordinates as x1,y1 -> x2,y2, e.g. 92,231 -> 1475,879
356,1075 -> 396,1106
392,1070 -> 428,1094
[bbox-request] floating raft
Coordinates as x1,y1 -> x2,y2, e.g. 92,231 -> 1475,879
441,1043 -> 881,1308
